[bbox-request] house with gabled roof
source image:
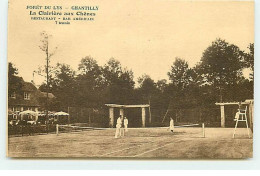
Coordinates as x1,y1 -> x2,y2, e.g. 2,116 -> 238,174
8,82 -> 40,114
8,81 -> 55,120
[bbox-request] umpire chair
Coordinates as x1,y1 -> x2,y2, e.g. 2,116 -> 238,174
233,106 -> 250,138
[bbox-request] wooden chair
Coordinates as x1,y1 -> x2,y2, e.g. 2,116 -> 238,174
233,106 -> 250,138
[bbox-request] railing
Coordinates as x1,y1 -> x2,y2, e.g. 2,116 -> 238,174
8,124 -> 57,136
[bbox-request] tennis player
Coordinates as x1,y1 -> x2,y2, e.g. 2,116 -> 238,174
123,116 -> 128,133
169,118 -> 174,133
235,102 -> 243,120
115,115 -> 123,138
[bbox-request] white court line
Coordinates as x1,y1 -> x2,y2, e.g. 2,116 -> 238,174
132,142 -> 175,157
98,137 -> 175,157
98,145 -> 139,157
97,138 -> 163,157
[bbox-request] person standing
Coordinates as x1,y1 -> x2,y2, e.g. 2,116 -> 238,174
169,118 -> 174,133
235,102 -> 243,120
115,115 -> 122,138
123,116 -> 128,136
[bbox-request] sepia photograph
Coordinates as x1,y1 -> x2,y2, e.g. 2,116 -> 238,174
7,0 -> 254,159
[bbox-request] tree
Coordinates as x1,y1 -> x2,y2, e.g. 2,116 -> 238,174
38,63 -> 76,110
53,63 -> 76,109
75,56 -> 104,107
38,31 -> 57,125
102,58 -> 123,86
244,43 -> 254,70
167,57 -> 200,106
138,74 -> 157,98
244,43 -> 254,79
199,38 -> 244,102
137,74 -> 159,123
8,62 -> 23,96
200,39 -> 244,86
102,58 -> 135,104
156,79 -> 167,92
168,57 -> 190,89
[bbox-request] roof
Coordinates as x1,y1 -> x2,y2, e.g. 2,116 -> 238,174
105,104 -> 149,108
215,100 -> 254,106
22,82 -> 37,92
8,81 -> 40,107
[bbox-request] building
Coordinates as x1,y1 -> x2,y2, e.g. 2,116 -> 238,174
8,81 -> 55,120
8,82 -> 40,115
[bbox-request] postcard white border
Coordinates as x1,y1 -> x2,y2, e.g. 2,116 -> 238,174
0,0 -> 259,170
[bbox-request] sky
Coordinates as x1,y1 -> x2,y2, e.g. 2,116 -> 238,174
8,0 -> 254,86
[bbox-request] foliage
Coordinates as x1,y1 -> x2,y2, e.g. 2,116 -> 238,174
199,39 -> 244,87
102,58 -> 135,104
8,62 -> 23,96
168,58 -> 190,89
244,43 -> 254,79
10,36 -> 254,126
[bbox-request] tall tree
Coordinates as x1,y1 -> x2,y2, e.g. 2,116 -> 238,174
38,31 -> 57,124
38,63 -> 76,110
168,57 -> 190,89
8,62 -> 23,96
137,74 -> 159,123
76,56 -> 104,107
156,79 -> 167,92
102,58 -> 135,104
78,56 -> 102,83
199,38 -> 244,102
53,63 -> 76,108
244,43 -> 254,79
138,74 -> 157,98
200,39 -> 244,86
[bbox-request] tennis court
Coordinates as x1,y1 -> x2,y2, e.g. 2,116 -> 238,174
8,127 -> 253,158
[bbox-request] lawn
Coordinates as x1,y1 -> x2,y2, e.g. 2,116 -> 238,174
8,127 -> 253,159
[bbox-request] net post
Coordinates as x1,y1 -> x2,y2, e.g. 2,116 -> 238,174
202,123 -> 205,138
56,124 -> 59,135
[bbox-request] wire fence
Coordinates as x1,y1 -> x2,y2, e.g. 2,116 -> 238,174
8,105 -> 251,136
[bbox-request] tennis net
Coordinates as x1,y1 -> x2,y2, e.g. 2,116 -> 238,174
56,124 -> 107,135
56,123 -> 206,138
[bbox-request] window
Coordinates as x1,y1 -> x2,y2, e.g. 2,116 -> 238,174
10,92 -> 16,99
24,92 -> 30,100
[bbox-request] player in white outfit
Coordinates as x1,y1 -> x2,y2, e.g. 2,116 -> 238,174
115,115 -> 123,138
169,118 -> 174,133
122,117 -> 128,136
235,102 -> 243,120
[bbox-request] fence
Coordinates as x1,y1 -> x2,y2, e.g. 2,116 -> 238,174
149,105 -> 250,128
68,107 -> 109,127
8,124 -> 57,136
8,105 -> 251,136
68,105 -> 248,128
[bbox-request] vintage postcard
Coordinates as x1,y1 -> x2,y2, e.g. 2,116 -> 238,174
7,0 -> 254,158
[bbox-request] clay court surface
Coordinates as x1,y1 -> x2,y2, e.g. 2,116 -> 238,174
8,127 -> 253,159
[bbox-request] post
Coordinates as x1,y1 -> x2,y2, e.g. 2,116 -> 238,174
88,110 -> 91,124
120,108 -> 124,117
46,38 -> 50,134
248,102 -> 253,132
68,107 -> 70,124
202,123 -> 205,138
109,107 -> 114,128
142,107 -> 146,127
148,99 -> 152,124
56,124 -> 59,135
35,107 -> 39,122
148,106 -> 152,124
220,105 -> 225,127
